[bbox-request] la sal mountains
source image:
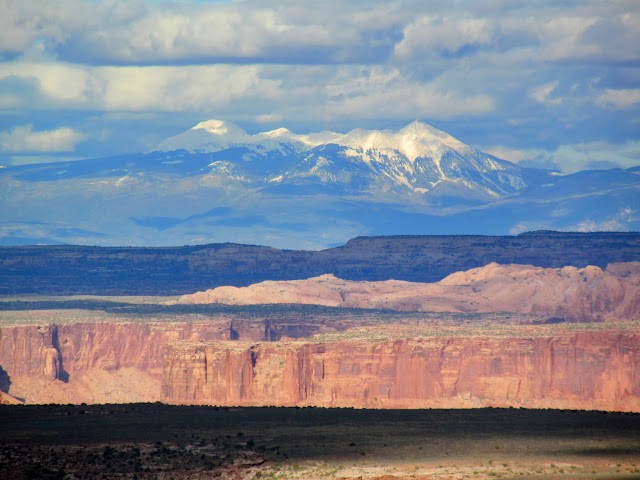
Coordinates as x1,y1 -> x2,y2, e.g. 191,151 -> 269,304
1,120 -> 638,249
157,119 -> 525,199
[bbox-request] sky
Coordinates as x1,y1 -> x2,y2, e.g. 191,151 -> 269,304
0,0 -> 639,173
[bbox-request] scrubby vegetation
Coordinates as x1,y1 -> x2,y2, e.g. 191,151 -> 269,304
1,405 -> 639,479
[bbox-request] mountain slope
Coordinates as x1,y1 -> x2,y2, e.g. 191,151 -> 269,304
155,119 -> 528,200
0,120 -> 638,248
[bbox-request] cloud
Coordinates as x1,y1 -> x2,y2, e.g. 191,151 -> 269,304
0,62 -> 282,112
483,141 -> 640,174
0,0 -> 638,163
0,0 -> 146,52
0,61 -> 494,121
394,16 -> 495,59
596,88 -> 640,109
255,113 -> 283,123
0,124 -> 84,152
1,0 -> 401,65
1,0 -> 638,69
530,81 -> 563,105
3,155 -> 83,166
322,66 -> 495,120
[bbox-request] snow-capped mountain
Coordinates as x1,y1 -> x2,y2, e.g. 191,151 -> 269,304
279,121 -> 524,199
2,119 -> 638,249
155,119 -> 341,155
154,119 -> 526,201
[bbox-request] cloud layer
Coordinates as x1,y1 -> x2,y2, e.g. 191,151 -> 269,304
0,0 -> 638,173
0,124 -> 84,152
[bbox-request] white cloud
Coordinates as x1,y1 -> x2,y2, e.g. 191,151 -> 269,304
530,81 -> 563,105
596,88 -> 640,109
322,66 -> 494,120
255,113 -> 283,123
394,16 -> 495,59
84,7 -> 284,61
1,0 -> 638,69
97,65 -> 281,111
0,125 -> 84,152
483,141 -> 640,173
0,62 -> 282,112
0,0 -> 144,52
5,155 -> 83,166
535,16 -> 600,62
0,0 -> 396,64
0,61 -> 494,121
483,146 -> 529,164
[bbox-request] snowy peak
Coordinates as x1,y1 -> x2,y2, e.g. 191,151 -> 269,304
333,128 -> 397,152
257,127 -> 293,138
331,121 -> 472,162
255,127 -> 341,147
155,120 -> 340,153
399,121 -> 471,157
192,119 -> 249,139
279,121 -> 525,199
155,119 -> 249,153
154,119 -> 474,160
152,119 -> 523,199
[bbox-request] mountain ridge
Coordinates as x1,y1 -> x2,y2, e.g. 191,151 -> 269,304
153,119 -> 526,199
1,232 -> 638,295
0,119 -> 638,248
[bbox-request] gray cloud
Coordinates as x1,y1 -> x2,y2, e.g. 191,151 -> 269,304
4,1 -> 635,67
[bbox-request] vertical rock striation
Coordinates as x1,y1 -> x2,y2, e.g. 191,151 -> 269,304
2,321 -> 639,410
0,321 -> 239,403
161,332 -> 640,411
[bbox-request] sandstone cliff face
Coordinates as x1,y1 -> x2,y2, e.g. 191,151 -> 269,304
0,321 -> 241,403
0,318 -> 329,404
179,262 -> 640,322
161,332 -> 640,411
0,324 -> 64,381
2,320 -> 639,410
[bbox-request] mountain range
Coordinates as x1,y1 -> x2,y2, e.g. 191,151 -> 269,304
1,120 -> 638,249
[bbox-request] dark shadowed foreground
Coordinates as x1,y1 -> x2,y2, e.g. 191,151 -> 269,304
1,405 -> 640,479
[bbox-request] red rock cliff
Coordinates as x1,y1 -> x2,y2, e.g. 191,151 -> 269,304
0,321 -> 242,403
161,331 -> 640,411
2,321 -> 639,410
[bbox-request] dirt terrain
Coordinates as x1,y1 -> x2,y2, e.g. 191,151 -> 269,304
1,405 -> 639,480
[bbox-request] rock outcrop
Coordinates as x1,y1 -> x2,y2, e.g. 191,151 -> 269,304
161,331 -> 640,411
1,319 -> 639,410
0,321 -> 239,404
0,317 -> 336,404
179,262 -> 640,322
